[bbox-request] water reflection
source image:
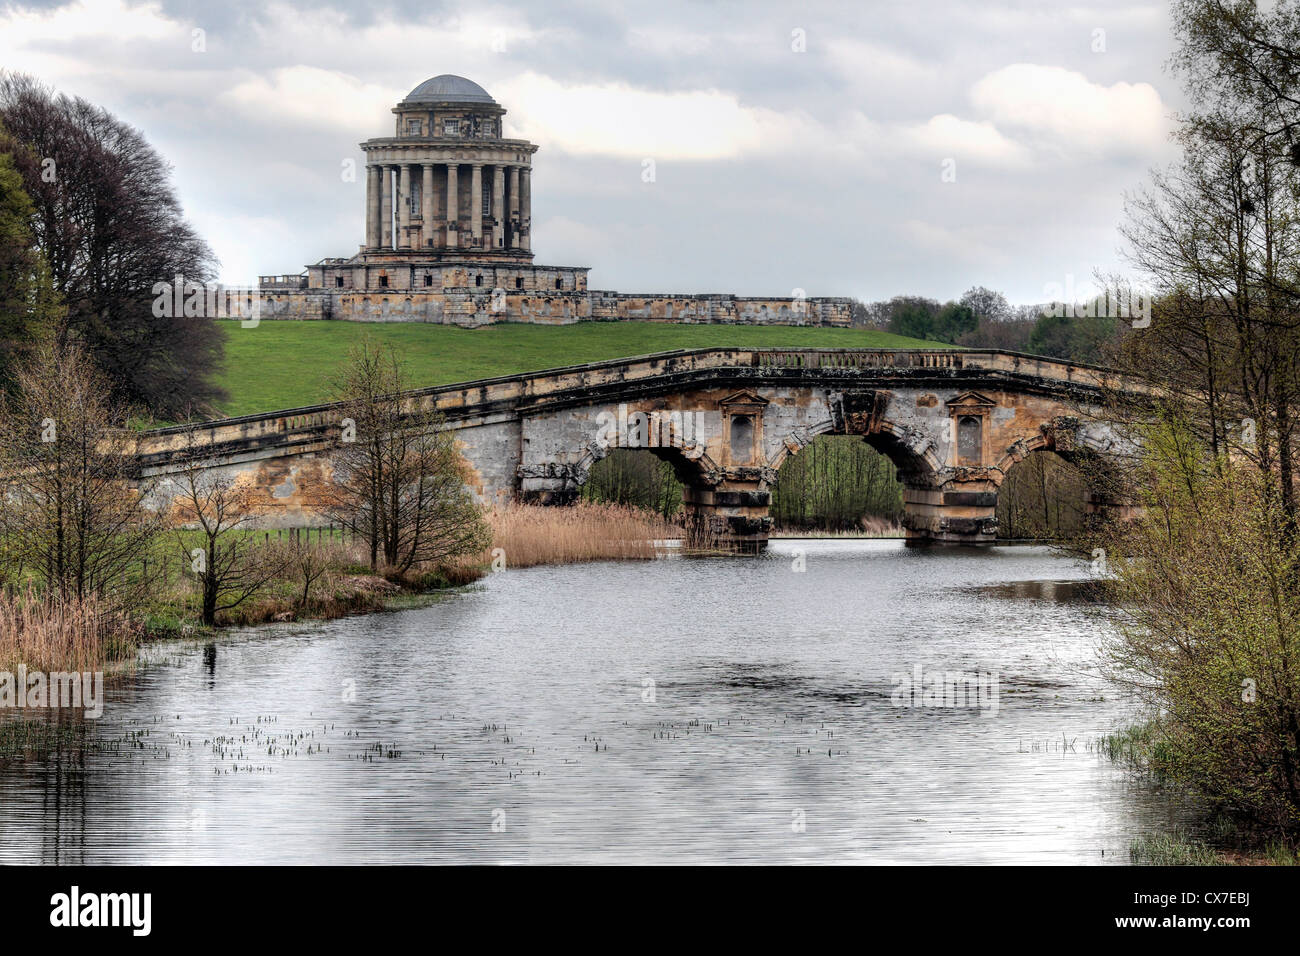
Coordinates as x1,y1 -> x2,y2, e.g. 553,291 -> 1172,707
0,542 -> 1186,864
970,579 -> 1107,603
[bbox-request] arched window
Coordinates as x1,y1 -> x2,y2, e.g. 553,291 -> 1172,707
730,415 -> 754,463
958,415 -> 982,464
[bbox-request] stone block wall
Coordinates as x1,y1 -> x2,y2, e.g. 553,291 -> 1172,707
249,284 -> 854,328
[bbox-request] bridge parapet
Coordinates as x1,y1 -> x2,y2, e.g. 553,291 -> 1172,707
753,349 -> 964,370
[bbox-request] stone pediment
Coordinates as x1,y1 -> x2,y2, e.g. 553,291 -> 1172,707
719,390 -> 769,408
945,391 -> 997,410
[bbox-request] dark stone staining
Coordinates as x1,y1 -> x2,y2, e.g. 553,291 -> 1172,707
714,490 -> 770,507
942,491 -> 998,507
957,415 -> 982,464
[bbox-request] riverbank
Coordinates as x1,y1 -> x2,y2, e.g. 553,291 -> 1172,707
1102,724 -> 1299,866
1130,830 -> 1299,865
1,502 -> 687,678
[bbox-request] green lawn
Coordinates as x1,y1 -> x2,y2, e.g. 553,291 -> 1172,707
215,320 -> 947,418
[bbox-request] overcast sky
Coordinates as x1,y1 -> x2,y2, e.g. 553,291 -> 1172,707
1,0 -> 1185,303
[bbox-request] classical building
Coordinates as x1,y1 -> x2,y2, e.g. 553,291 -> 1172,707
258,75 -> 851,327
365,74 -> 533,260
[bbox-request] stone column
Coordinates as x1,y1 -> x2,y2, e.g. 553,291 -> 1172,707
397,164 -> 412,250
446,163 -> 459,248
365,164 -> 381,251
380,165 -> 393,249
470,163 -> 483,245
508,165 -> 520,248
519,167 -> 531,251
421,164 -> 434,250
492,164 -> 506,250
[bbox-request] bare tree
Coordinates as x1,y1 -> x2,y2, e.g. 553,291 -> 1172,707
167,430 -> 284,625
279,536 -> 332,610
325,338 -> 489,575
1172,0 -> 1300,150
1118,105 -> 1300,527
0,340 -> 159,607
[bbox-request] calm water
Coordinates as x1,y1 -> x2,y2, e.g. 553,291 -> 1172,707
0,541 -> 1187,864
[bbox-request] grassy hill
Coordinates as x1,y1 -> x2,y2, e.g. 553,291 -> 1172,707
214,320 -> 951,418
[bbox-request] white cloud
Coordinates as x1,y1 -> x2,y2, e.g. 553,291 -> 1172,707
219,67 -> 398,131
900,219 -> 1011,266
823,37 -> 934,90
0,0 -> 176,44
970,63 -> 1171,157
0,0 -> 1186,300
0,0 -> 182,87
903,113 -> 1028,166
496,72 -> 819,160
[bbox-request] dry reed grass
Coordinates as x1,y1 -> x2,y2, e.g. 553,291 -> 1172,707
773,515 -> 904,538
480,501 -> 678,568
0,590 -> 141,671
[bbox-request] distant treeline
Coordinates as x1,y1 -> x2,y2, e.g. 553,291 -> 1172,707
850,286 -> 1127,367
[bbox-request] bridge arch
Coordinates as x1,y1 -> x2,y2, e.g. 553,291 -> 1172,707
572,438 -> 722,493
768,417 -> 942,479
994,423 -> 1134,532
769,415 -> 948,542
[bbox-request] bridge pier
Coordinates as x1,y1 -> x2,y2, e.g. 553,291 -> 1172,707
682,479 -> 772,553
1083,492 -> 1143,529
901,484 -> 999,545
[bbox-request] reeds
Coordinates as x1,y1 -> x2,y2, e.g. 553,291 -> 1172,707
481,501 -> 678,568
773,515 -> 904,538
0,590 -> 141,671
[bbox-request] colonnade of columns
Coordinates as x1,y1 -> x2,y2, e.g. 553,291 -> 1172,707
365,161 -> 531,253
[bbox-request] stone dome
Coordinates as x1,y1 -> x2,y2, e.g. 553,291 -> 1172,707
403,75 -> 496,105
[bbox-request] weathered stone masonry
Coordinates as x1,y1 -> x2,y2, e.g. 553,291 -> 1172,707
136,348 -> 1145,548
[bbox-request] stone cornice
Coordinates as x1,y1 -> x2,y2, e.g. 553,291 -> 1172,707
361,138 -> 537,166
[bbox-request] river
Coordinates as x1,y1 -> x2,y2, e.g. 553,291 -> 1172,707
0,540 -> 1189,864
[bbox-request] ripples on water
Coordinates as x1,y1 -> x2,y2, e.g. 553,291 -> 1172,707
0,541 -> 1188,864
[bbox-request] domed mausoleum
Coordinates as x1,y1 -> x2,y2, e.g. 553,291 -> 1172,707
365,74 -> 534,258
294,74 -> 591,298
259,75 -> 850,328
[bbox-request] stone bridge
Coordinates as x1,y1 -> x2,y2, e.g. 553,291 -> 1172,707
136,348 -> 1145,547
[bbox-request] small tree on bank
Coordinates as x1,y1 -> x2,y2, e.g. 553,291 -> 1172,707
326,339 -> 489,575
167,432 -> 285,626
0,341 -> 159,608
